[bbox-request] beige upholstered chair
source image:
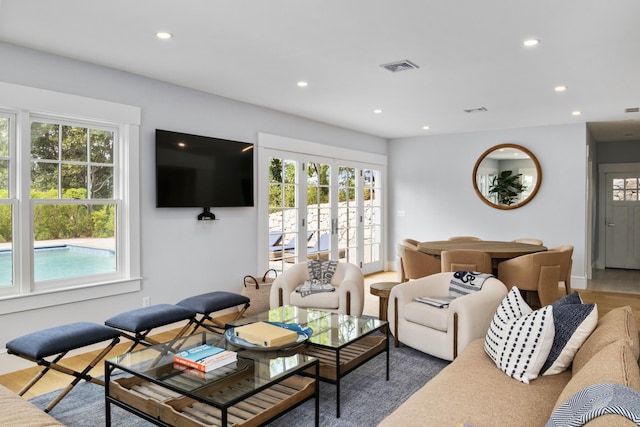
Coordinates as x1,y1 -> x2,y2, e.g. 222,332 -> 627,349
388,272 -> 507,361
512,238 -> 544,245
397,242 -> 441,282
269,261 -> 364,316
497,251 -> 565,308
440,250 -> 493,274
548,245 -> 574,295
447,236 -> 482,242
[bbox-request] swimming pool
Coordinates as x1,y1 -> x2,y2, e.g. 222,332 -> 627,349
0,245 -> 116,284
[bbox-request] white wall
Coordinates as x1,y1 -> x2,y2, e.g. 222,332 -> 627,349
0,42 -> 386,373
387,123 -> 588,286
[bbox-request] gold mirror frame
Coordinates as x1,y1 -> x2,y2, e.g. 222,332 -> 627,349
472,143 -> 542,210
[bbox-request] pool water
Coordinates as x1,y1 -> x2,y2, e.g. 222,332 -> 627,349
0,245 -> 116,284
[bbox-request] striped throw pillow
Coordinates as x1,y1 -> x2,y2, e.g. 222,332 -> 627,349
485,286 -> 556,384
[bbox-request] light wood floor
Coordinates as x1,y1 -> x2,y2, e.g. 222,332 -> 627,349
2,270 -> 640,400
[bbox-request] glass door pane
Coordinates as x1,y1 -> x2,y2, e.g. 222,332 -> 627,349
338,166 -> 357,263
306,162 -> 332,261
268,157 -> 299,272
363,168 -> 382,272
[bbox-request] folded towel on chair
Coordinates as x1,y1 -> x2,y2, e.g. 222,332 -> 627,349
449,271 -> 494,298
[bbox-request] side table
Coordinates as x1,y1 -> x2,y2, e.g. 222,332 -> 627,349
369,281 -> 401,323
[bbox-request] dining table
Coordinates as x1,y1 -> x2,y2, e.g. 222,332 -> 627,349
417,240 -> 547,273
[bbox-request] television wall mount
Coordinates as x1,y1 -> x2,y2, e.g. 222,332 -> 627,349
198,207 -> 217,221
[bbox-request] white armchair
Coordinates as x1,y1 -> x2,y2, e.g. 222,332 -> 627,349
269,261 -> 365,316
388,272 -> 507,361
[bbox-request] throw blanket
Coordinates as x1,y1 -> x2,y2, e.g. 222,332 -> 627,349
296,260 -> 338,297
546,383 -> 640,426
449,271 -> 494,298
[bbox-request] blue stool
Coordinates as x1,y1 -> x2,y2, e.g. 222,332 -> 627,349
6,322 -> 121,412
104,304 -> 196,352
176,291 -> 250,333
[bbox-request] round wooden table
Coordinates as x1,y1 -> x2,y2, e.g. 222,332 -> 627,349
417,240 -> 547,260
369,281 -> 401,324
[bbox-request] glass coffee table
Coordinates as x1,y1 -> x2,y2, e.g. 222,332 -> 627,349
105,331 -> 319,426
227,306 -> 389,418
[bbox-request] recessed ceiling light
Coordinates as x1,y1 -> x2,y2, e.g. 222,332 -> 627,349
523,39 -> 540,47
373,109 -> 383,114
156,32 -> 172,40
297,81 -> 308,87
555,85 -> 567,92
572,110 -> 582,116
422,125 -> 430,130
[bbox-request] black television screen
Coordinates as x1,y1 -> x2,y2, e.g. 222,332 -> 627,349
155,129 -> 254,208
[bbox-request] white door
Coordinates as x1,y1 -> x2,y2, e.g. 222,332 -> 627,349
604,173 -> 640,269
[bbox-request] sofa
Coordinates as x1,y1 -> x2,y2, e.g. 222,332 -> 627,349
0,384 -> 64,426
379,304 -> 640,427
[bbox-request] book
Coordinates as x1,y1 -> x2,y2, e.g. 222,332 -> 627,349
173,360 -> 237,378
234,321 -> 298,347
413,296 -> 456,308
173,344 -> 237,372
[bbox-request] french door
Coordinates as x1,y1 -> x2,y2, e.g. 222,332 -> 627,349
260,148 -> 384,275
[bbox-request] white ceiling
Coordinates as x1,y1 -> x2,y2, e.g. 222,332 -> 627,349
1,0 -> 639,141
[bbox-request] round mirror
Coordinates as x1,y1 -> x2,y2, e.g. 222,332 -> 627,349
472,143 -> 542,210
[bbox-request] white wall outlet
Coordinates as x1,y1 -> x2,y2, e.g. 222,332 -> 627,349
142,296 -> 150,307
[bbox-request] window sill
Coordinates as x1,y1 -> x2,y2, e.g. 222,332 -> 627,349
0,277 -> 142,315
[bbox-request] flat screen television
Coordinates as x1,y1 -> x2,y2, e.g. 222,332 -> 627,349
155,129 -> 254,210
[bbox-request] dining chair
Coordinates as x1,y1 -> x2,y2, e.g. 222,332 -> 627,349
440,250 -> 493,274
548,245 -> 574,295
512,238 -> 544,245
497,251 -> 565,308
397,242 -> 441,282
447,236 -> 482,242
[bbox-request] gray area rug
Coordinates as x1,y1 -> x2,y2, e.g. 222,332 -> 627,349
29,342 -> 448,426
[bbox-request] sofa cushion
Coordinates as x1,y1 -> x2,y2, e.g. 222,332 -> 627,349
573,306 -> 640,375
289,288 -> 339,309
540,292 -> 598,376
0,384 -> 64,426
485,286 -> 555,384
404,301 -> 448,332
554,340 -> 640,412
378,339 -> 571,427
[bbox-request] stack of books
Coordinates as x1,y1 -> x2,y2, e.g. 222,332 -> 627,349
234,321 -> 298,347
173,344 -> 237,372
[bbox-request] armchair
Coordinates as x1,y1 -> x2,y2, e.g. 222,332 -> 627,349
440,250 -> 492,274
497,250 -> 565,307
269,261 -> 364,316
388,272 -> 507,361
397,242 -> 441,282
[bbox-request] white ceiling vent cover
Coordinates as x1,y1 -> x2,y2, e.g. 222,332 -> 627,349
625,107 -> 640,113
380,60 -> 420,73
464,107 -> 488,113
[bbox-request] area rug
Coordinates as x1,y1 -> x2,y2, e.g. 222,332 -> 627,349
29,342 -> 448,426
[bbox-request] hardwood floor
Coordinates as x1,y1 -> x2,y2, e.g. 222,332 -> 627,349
1,270 -> 640,400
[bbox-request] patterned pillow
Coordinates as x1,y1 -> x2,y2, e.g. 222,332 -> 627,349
485,287 -> 556,384
540,292 -> 598,376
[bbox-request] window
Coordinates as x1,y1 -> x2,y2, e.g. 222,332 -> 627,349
613,177 -> 639,201
0,82 -> 140,314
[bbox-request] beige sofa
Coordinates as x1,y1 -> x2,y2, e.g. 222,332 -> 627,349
379,305 -> 640,427
0,385 -> 64,426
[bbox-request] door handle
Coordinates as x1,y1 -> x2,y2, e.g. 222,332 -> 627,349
607,223 -> 616,227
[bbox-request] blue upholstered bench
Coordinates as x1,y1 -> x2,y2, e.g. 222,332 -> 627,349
104,303 -> 196,352
5,322 -> 121,412
176,291 -> 250,333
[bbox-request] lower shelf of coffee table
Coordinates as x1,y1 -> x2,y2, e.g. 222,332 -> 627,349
109,374 -> 315,427
299,335 -> 386,380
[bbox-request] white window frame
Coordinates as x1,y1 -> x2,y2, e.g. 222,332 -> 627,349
0,82 -> 141,315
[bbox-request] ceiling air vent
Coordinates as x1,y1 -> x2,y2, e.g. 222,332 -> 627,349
464,107 -> 488,113
625,107 -> 639,113
380,60 -> 419,73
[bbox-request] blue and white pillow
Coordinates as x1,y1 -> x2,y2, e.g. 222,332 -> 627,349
540,292 -> 598,376
485,287 -> 555,384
